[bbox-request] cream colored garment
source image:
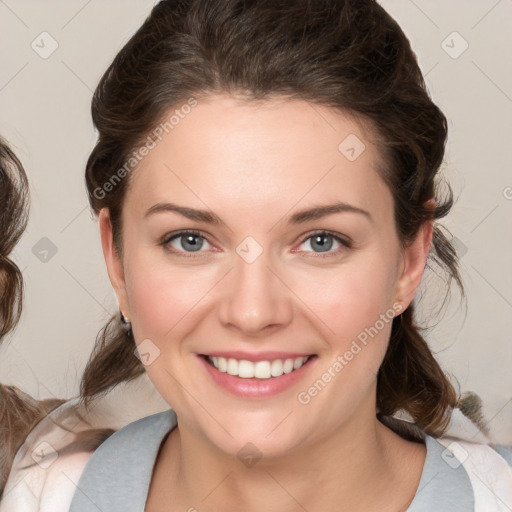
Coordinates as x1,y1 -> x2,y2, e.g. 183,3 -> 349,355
436,409 -> 512,512
0,374 -> 168,512
1,390 -> 511,512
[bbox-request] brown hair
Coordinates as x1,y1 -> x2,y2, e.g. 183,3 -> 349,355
80,0 -> 464,437
0,138 -> 65,494
0,137 -> 28,339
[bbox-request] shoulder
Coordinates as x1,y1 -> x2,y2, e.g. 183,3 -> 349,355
87,406 -> 176,451
493,444 -> 512,467
0,399 -> 100,512
421,408 -> 512,511
72,407 -> 176,475
0,377 -> 169,512
434,435 -> 512,511
381,409 -> 512,511
68,409 -> 177,512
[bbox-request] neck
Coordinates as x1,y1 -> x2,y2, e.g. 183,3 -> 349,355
147,405 -> 425,512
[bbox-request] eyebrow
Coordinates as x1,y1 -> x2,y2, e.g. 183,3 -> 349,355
144,201 -> 373,225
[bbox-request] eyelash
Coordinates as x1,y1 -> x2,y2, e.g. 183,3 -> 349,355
160,229 -> 352,259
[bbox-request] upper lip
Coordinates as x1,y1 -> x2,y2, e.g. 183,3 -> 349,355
200,351 -> 314,362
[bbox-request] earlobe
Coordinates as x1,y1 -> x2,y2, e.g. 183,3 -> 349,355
393,216 -> 434,310
98,208 -> 129,314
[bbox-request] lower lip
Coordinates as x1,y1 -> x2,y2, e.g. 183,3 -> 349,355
199,355 -> 316,398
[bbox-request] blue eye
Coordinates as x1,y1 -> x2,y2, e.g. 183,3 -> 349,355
297,231 -> 351,257
162,230 -> 212,255
161,229 -> 351,259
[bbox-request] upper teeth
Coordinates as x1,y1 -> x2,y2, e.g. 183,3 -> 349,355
208,356 -> 309,379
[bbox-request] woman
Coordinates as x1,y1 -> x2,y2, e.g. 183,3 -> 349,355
0,137 -> 166,508
0,137 -> 67,495
3,0 -> 512,510
68,0 -> 511,510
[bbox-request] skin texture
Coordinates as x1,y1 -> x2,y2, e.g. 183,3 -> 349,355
99,94 -> 431,511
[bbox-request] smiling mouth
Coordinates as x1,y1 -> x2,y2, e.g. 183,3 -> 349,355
202,355 -> 312,379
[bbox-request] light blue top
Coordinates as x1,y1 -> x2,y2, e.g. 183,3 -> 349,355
69,409 -> 482,511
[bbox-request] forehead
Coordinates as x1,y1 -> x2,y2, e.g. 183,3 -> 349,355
125,94 -> 391,221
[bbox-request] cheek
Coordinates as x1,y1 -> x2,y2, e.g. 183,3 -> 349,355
123,229 -> 400,349
291,252 -> 399,343
126,260 -> 213,340
290,259 -> 399,419
289,255 -> 401,405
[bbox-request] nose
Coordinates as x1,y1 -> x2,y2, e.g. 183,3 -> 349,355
218,249 -> 293,337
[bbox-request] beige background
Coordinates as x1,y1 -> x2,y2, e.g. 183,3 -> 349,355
0,1 -> 511,443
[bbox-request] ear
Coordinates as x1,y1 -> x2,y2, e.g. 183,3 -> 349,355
392,199 -> 435,310
98,208 -> 130,318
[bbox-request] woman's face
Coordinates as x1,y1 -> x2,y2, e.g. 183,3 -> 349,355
100,94 -> 430,458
